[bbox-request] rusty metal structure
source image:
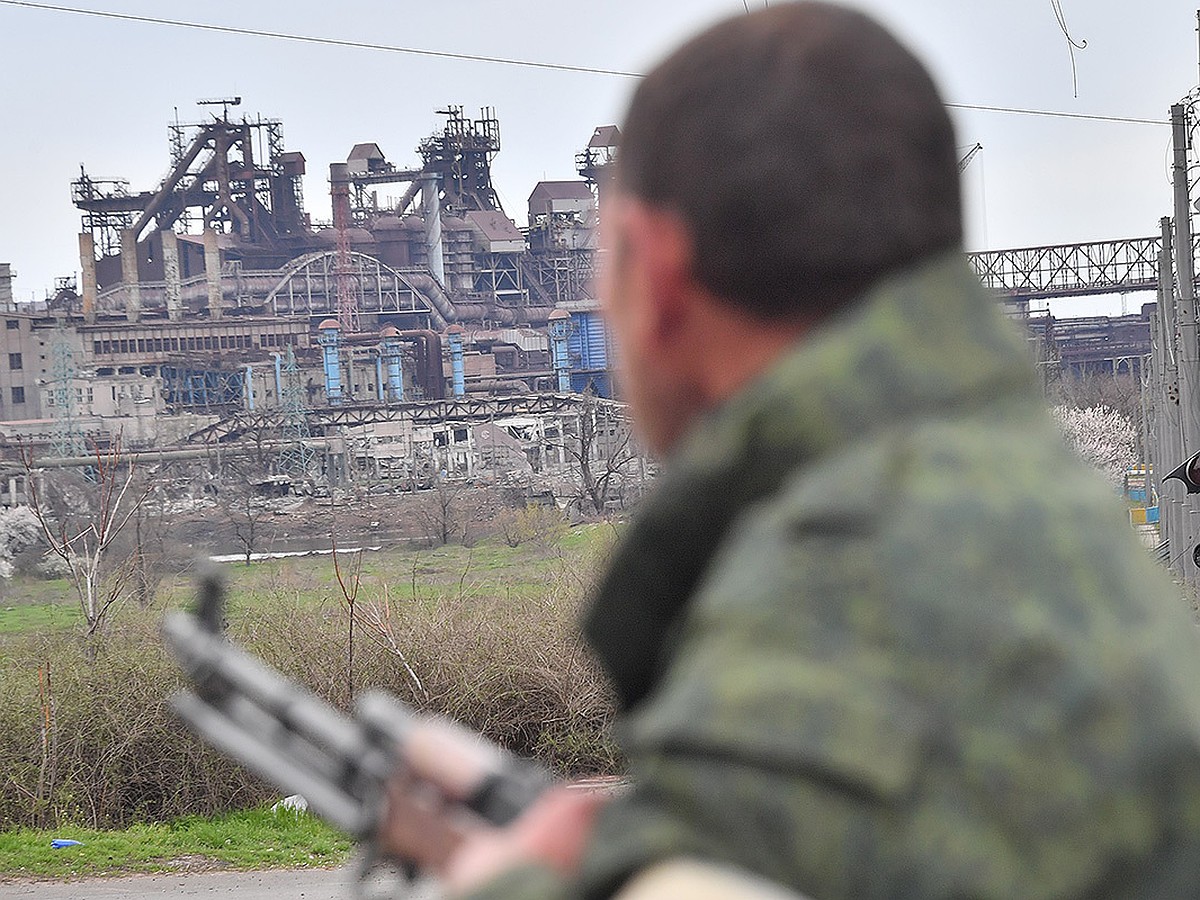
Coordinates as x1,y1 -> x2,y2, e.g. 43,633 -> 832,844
0,101 -> 622,458
42,99 -> 1177,460
965,236 -> 1166,375
967,236 -> 1164,301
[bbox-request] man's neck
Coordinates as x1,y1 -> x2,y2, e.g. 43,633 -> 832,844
688,298 -> 812,412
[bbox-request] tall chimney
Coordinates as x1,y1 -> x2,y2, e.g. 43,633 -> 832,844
78,233 -> 97,323
120,228 -> 140,322
204,227 -> 223,320
422,174 -> 446,286
0,263 -> 14,309
161,230 -> 183,322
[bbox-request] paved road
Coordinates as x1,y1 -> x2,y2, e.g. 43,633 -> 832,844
0,867 -> 438,899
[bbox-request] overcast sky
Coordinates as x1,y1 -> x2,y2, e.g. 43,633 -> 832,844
1,0 -> 1197,315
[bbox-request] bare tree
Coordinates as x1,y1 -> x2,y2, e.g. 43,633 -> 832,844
415,476 -> 467,546
561,397 -> 641,515
216,466 -> 272,565
331,537 -> 363,700
356,582 -> 428,701
23,437 -> 154,637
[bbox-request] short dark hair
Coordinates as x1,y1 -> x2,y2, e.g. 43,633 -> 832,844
616,1 -> 962,320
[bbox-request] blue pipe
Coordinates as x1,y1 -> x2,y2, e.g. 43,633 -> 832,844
375,355 -> 385,402
549,314 -> 571,392
272,353 -> 283,406
319,321 -> 343,403
384,338 -> 405,402
447,329 -> 465,398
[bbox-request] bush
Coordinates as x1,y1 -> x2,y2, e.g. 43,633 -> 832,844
0,552 -> 618,831
497,504 -> 569,549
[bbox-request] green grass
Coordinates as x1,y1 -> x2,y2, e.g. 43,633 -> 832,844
0,524 -> 616,639
0,521 -> 621,843
187,525 -> 613,612
0,601 -> 78,635
0,806 -> 352,880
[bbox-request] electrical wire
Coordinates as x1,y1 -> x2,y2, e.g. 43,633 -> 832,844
945,101 -> 1162,126
0,0 -> 1171,127
0,0 -> 643,78
1050,0 -> 1088,98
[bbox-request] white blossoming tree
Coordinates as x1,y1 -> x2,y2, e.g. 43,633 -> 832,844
1051,404 -> 1139,491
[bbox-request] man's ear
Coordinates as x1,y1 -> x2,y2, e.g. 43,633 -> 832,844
622,204 -> 696,351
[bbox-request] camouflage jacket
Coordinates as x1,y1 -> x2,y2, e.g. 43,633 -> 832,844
468,252 -> 1200,899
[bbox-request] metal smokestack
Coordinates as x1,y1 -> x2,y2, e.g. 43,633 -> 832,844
422,174 -> 446,286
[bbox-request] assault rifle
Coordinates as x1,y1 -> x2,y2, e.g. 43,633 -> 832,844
162,572 -> 553,894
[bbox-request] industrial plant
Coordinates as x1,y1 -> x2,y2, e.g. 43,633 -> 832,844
0,99 -> 1166,507
0,101 -> 638,501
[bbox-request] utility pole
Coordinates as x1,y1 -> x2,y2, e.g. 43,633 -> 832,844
1157,217 -> 1184,573
1172,101 -> 1200,580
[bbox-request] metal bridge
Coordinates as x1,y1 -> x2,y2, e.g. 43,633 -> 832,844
966,235 -> 1175,301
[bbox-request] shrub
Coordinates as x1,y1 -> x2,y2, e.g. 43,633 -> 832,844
0,549 -> 618,831
497,504 -> 569,549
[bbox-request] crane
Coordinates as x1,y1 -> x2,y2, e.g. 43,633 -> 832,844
958,142 -> 983,173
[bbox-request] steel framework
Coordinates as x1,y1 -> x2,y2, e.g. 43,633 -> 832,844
419,107 -> 503,214
47,327 -> 85,459
276,346 -> 319,477
966,236 -> 1176,300
265,251 -> 436,323
186,394 -> 627,445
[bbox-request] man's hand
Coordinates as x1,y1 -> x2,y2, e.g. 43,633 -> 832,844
439,785 -> 609,894
376,719 -> 611,895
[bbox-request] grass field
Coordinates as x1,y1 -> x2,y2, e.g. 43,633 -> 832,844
0,523 -> 613,639
0,523 -> 620,857
0,806 -> 352,881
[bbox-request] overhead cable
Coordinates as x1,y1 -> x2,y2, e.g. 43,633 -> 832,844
0,0 -> 1170,127
1050,0 -> 1088,98
945,102 -> 1162,127
0,0 -> 643,77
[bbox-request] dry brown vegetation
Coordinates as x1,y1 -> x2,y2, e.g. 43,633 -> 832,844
0,529 -> 620,831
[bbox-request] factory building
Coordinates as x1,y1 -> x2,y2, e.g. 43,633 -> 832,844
1,102 -> 622,460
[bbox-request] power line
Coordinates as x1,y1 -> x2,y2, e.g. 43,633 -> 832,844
0,0 -> 1172,128
0,0 -> 643,78
946,101 -> 1163,127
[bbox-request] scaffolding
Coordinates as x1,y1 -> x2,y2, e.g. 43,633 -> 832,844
71,171 -> 144,259
419,107 -> 503,214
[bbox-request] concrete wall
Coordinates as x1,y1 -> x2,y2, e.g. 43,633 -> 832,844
0,314 -> 46,421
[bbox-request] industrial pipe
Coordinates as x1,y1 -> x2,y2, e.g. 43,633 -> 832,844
547,309 -> 572,393
381,326 -> 405,402
446,325 -> 466,398
318,318 -> 344,403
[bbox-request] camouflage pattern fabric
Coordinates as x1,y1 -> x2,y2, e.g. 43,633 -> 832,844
465,251 -> 1200,900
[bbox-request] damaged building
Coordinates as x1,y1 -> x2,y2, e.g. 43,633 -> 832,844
0,103 -> 634,493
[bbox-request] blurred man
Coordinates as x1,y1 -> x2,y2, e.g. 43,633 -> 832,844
383,3 -> 1200,897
